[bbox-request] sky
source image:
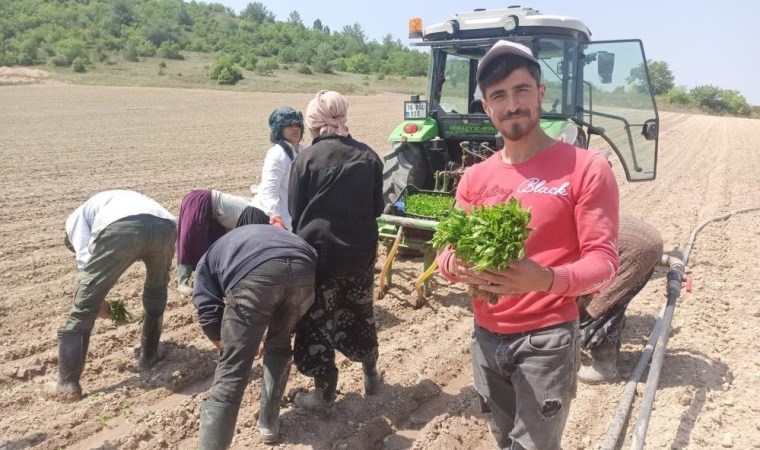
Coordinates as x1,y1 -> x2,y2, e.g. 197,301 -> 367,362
218,1 -> 760,105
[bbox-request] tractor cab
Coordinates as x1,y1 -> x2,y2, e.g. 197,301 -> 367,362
378,7 -> 660,304
383,6 -> 660,204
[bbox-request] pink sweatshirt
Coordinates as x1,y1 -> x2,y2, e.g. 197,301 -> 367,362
437,142 -> 619,334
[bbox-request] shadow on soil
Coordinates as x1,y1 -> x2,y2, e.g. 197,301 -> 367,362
0,432 -> 48,450
85,341 -> 218,397
277,377 -> 481,450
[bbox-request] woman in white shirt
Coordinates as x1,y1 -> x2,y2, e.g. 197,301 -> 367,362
250,107 -> 306,230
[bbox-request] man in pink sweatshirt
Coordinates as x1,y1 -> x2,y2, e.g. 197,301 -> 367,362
436,41 -> 619,450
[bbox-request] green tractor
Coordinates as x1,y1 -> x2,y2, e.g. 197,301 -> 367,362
382,6 -> 659,205
377,6 -> 660,304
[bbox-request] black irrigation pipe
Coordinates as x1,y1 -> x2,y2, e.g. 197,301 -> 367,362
601,207 -> 760,450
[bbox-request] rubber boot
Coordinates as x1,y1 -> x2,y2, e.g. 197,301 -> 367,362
198,399 -> 239,450
258,354 -> 292,444
177,264 -> 193,296
294,369 -> 338,415
53,329 -> 90,400
578,339 -> 620,383
362,361 -> 382,396
138,314 -> 163,369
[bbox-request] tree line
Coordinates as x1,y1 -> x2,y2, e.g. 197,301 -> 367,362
627,60 -> 754,116
0,0 -> 428,79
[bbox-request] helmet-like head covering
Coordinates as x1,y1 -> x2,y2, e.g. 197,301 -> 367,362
268,107 -> 304,143
305,90 -> 349,137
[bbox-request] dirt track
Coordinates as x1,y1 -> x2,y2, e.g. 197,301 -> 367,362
0,85 -> 758,450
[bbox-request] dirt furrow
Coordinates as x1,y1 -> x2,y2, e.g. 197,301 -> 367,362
1,85 -> 758,450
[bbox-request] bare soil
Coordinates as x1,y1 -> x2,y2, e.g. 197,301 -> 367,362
0,84 -> 758,450
0,67 -> 55,86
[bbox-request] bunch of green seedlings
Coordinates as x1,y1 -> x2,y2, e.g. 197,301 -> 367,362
404,193 -> 454,219
431,198 -> 532,271
108,299 -> 134,326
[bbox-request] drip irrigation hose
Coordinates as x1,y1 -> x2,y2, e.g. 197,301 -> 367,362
601,206 -> 760,450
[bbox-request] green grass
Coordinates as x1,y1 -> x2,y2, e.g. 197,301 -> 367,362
42,51 -> 426,95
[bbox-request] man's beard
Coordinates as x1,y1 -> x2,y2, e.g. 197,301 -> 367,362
500,106 -> 539,142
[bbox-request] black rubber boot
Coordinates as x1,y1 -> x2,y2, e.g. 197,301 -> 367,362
198,399 -> 240,450
362,361 -> 382,396
138,314 -> 163,369
258,353 -> 292,444
578,339 -> 620,383
294,369 -> 338,415
177,264 -> 193,296
54,329 -> 90,400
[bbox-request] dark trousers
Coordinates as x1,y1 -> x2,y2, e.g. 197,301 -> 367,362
65,215 -> 176,331
471,321 -> 579,450
207,258 -> 315,405
293,267 -> 378,378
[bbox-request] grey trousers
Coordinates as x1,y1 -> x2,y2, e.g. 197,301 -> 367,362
207,258 -> 315,405
65,215 -> 176,331
471,321 -> 579,450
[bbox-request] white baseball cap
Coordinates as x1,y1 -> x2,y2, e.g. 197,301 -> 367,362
476,40 -> 539,84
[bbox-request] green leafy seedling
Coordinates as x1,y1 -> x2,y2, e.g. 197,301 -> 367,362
109,299 -> 134,326
405,193 -> 454,219
431,198 -> 532,302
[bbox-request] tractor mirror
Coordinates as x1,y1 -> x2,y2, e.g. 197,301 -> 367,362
597,51 -> 615,84
642,119 -> 658,140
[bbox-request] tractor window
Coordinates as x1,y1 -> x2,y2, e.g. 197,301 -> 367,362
537,38 -> 579,115
581,40 -> 658,181
439,54 -> 474,114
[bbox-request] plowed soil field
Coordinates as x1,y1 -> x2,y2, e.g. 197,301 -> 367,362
1,84 -> 758,449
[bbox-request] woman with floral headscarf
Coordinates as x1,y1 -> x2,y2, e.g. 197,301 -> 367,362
288,90 -> 385,415
250,106 -> 306,230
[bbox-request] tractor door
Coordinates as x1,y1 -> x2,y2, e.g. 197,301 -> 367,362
581,40 -> 659,181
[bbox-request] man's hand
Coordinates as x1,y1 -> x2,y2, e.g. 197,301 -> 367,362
453,257 -> 554,296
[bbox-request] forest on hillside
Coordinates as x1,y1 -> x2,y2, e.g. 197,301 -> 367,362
0,0 -> 428,77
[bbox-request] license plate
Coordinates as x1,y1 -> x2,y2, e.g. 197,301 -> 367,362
404,101 -> 427,120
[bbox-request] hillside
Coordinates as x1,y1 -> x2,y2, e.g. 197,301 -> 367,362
0,0 -> 427,78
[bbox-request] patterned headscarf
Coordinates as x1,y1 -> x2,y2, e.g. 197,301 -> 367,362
304,90 -> 349,137
268,107 -> 304,143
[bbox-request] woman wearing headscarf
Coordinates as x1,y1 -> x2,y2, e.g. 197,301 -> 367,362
176,189 -> 263,295
288,90 -> 385,414
250,107 -> 306,230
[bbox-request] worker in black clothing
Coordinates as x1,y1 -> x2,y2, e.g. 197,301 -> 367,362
288,90 -> 385,414
192,224 -> 317,448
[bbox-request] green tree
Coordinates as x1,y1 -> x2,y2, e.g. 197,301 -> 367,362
72,57 -> 87,73
627,59 -> 674,96
52,38 -> 88,66
209,52 -> 242,84
346,53 -> 371,74
240,3 -> 275,23
341,23 -> 366,44
665,86 -> 691,105
721,89 -> 750,116
690,85 -> 724,111
313,43 -> 334,74
287,11 -> 303,26
157,41 -> 184,60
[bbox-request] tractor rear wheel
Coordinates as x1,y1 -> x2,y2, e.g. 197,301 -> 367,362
382,142 -> 430,204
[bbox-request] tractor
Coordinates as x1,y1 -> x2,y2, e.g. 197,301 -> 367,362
376,6 -> 660,304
